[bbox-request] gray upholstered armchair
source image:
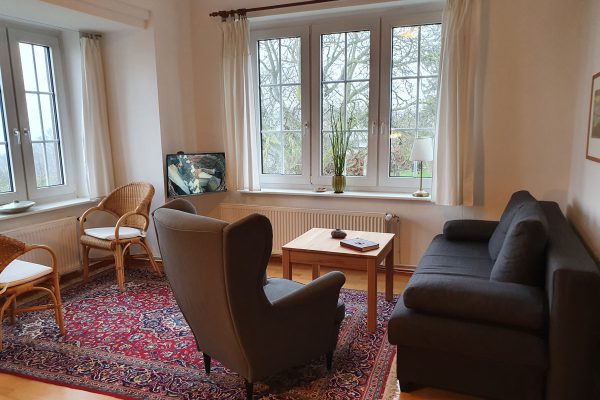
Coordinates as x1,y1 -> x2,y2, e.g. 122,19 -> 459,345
152,199 -> 346,399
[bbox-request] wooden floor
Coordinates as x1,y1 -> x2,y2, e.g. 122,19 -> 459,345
0,261 -> 474,400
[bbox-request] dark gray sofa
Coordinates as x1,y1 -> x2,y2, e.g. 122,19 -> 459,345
388,193 -> 600,400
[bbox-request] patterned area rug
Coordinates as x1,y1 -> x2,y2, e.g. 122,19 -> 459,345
0,267 -> 397,399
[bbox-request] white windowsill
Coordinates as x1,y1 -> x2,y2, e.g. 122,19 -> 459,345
0,198 -> 98,221
238,188 -> 432,201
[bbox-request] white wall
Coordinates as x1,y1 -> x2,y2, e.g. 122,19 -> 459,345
188,0 -> 584,266
567,0 -> 600,260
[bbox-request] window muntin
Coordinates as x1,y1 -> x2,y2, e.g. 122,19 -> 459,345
257,37 -> 303,176
18,42 -> 65,188
320,30 -> 370,177
388,24 -> 441,178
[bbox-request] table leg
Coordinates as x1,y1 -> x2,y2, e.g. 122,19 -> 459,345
312,264 -> 320,280
367,259 -> 377,333
385,242 -> 394,302
282,249 -> 292,280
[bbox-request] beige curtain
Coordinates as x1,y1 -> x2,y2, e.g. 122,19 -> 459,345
433,0 -> 483,206
81,35 -> 115,198
221,17 -> 260,191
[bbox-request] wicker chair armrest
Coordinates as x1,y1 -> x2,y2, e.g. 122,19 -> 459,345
0,244 -> 58,295
79,206 -> 108,235
115,211 -> 149,241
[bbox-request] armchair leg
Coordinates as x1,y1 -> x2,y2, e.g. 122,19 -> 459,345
326,351 -> 333,371
203,353 -> 211,374
140,240 -> 162,276
114,244 -> 126,293
82,245 -> 90,281
245,380 -> 253,400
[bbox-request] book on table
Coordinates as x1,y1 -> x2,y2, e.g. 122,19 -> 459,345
340,238 -> 380,252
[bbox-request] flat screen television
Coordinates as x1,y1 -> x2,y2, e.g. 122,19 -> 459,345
166,152 -> 226,197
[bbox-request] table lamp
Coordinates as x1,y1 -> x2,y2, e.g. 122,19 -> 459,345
410,137 -> 433,197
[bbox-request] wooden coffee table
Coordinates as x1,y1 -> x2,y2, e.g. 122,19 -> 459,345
282,228 -> 395,333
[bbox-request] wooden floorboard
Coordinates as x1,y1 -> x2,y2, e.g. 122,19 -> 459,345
0,261 -> 471,400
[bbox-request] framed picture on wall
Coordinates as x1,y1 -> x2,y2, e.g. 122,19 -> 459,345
586,71 -> 600,163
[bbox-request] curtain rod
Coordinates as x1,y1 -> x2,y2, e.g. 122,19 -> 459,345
209,0 -> 340,18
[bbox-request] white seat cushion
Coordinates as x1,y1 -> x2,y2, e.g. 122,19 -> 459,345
0,259 -> 53,287
84,227 -> 143,240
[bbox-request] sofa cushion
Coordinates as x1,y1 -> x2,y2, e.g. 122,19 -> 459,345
488,191 -> 536,260
403,273 -> 546,331
388,299 -> 547,368
415,235 -> 494,279
490,201 -> 548,286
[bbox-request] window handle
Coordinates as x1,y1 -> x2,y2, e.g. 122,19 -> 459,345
12,129 -> 20,145
370,121 -> 378,137
303,122 -> 309,137
379,121 -> 388,136
22,128 -> 30,143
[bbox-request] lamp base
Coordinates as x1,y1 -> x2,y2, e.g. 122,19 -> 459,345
412,189 -> 430,198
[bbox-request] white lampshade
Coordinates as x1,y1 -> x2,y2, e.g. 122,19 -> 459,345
410,137 -> 434,162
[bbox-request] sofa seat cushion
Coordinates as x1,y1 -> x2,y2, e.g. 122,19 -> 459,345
264,278 -> 345,324
490,201 -> 548,286
415,235 -> 494,279
388,299 -> 547,369
403,273 -> 546,331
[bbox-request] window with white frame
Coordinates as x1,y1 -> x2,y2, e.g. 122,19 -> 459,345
0,24 -> 74,203
251,11 -> 442,192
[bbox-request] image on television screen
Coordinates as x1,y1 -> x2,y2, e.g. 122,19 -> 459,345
166,152 -> 226,197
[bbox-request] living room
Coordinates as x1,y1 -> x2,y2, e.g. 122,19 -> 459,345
0,0 -> 598,399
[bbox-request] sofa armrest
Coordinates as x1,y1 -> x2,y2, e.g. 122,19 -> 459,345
443,220 -> 498,242
403,274 -> 545,331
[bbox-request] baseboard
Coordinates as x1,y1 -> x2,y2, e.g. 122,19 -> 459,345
268,254 -> 415,276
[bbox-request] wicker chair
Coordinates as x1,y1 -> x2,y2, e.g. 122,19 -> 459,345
0,235 -> 65,350
79,182 -> 162,292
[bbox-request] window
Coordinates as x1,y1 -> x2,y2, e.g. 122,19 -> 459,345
0,25 -> 73,203
252,11 -> 442,191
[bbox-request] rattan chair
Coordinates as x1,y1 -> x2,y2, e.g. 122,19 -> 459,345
79,182 -> 162,292
0,234 -> 65,350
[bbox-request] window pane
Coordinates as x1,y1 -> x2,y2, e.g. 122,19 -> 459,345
261,131 -> 282,174
322,33 -> 345,82
257,37 -> 302,176
39,93 -> 56,140
26,93 -> 43,141
283,131 -> 302,174
392,27 -> 419,77
281,37 -> 300,84
260,86 -> 281,132
346,131 -> 368,176
321,30 -> 370,177
32,142 -> 47,187
45,142 -> 62,186
389,130 -> 414,177
346,31 -> 370,80
0,145 -> 11,193
420,25 -> 441,76
418,77 -> 438,129
19,43 -> 37,92
389,24 -> 441,179
282,85 -> 301,130
391,78 -> 417,129
34,45 -> 51,92
258,39 -> 279,85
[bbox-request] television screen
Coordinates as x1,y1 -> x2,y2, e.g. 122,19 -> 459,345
166,152 -> 226,197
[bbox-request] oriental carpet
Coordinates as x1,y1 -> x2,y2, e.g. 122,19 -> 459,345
0,267 -> 397,399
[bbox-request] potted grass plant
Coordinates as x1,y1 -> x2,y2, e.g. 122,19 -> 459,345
329,106 -> 352,193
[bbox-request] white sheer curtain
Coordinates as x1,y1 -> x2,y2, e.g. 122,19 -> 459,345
221,17 -> 260,191
433,0 -> 483,206
81,35 -> 115,198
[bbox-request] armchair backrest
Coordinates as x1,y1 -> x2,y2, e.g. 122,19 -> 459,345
100,182 -> 154,230
0,234 -> 26,270
153,203 -> 272,377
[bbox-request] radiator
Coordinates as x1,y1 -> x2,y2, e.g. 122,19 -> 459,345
220,204 -> 388,255
2,217 -> 80,275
